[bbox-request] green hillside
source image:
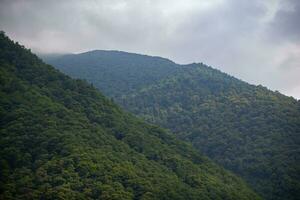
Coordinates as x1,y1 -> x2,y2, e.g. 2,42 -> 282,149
46,51 -> 300,200
0,33 -> 261,199
121,64 -> 300,200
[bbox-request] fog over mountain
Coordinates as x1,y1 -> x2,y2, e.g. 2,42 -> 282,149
0,0 -> 299,98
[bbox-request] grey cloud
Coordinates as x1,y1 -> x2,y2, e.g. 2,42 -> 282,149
0,0 -> 299,98
268,0 -> 300,42
168,0 -> 267,61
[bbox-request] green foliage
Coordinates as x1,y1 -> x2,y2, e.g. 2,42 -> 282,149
47,49 -> 300,200
0,32 -> 261,199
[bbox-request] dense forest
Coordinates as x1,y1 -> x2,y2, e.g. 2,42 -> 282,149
0,32 -> 263,199
46,50 -> 300,200
43,51 -> 181,98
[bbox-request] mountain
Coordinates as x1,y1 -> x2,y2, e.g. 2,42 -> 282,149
0,33 -> 262,199
43,50 -> 181,98
45,50 -> 300,200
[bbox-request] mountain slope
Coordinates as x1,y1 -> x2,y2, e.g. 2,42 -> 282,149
121,64 -> 300,200
46,51 -> 300,200
0,33 -> 261,199
44,50 -> 180,98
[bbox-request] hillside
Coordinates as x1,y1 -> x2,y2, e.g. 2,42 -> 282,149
46,51 -> 300,200
43,51 -> 180,98
0,33 -> 262,199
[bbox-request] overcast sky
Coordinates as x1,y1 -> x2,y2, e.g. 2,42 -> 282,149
1,0 -> 299,99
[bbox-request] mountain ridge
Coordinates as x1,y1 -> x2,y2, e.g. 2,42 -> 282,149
43,50 -> 298,100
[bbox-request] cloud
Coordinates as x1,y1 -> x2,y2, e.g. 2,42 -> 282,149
268,0 -> 300,42
0,0 -> 299,98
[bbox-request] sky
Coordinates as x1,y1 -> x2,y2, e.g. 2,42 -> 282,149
0,0 -> 299,99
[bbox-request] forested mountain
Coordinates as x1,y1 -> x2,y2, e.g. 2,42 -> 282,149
0,33 -> 262,199
46,51 -> 300,200
43,51 -> 180,98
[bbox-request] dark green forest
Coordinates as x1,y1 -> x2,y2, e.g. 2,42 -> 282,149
46,50 -> 300,200
0,33 -> 262,199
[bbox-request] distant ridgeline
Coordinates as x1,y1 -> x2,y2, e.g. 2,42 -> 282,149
45,49 -> 300,200
0,32 -> 263,199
